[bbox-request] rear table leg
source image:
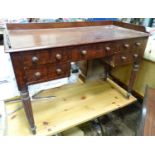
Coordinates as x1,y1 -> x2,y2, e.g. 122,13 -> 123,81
103,63 -> 111,81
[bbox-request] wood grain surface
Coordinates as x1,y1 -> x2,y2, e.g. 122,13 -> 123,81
7,25 -> 148,52
5,79 -> 136,136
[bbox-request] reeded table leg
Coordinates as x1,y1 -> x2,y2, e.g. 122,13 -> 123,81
20,89 -> 36,134
127,54 -> 140,98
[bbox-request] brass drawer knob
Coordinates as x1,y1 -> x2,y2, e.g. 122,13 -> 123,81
81,50 -> 87,55
105,47 -> 111,51
32,56 -> 39,63
121,56 -> 127,61
135,42 -> 141,46
56,68 -> 62,74
124,44 -> 130,48
34,72 -> 41,78
55,53 -> 62,60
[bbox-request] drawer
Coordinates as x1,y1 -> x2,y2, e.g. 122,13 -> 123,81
112,52 -> 133,67
131,38 -> 148,57
104,42 -> 119,56
103,51 -> 142,67
103,38 -> 148,67
25,63 -> 70,84
118,38 -> 148,55
22,48 -> 69,67
70,42 -> 117,61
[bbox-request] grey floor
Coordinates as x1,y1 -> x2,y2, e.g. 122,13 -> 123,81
79,102 -> 141,136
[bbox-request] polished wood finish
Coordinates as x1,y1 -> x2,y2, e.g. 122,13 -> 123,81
22,48 -> 69,67
20,89 -> 36,134
4,21 -> 149,134
5,23 -> 148,53
102,38 -> 148,67
127,53 -> 140,97
7,20 -> 146,32
25,63 -> 70,85
7,21 -> 113,30
113,21 -> 146,32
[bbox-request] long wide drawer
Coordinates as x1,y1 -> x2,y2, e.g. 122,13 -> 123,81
25,62 -> 70,84
70,42 -> 117,61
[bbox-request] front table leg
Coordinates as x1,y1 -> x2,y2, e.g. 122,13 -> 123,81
20,89 -> 36,134
127,54 -> 140,98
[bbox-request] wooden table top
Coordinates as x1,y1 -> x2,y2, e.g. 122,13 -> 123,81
7,25 -> 148,52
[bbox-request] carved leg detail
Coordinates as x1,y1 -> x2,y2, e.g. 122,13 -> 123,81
20,89 -> 36,134
127,54 -> 140,98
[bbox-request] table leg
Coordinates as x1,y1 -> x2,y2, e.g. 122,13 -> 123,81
127,54 -> 140,98
20,89 -> 36,134
103,63 -> 111,81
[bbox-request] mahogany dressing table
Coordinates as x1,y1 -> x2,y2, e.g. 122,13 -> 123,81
4,21 -> 149,134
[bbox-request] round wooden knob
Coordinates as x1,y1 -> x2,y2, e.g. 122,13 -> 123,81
105,47 -> 111,51
121,56 -> 127,61
133,53 -> 139,58
32,56 -> 39,63
135,42 -> 141,46
55,53 -> 62,60
56,68 -> 62,74
81,50 -> 87,55
124,44 -> 130,48
34,72 -> 41,79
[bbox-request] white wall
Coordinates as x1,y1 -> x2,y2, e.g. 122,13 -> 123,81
0,46 -> 19,100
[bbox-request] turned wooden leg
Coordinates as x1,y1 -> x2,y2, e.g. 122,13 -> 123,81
103,63 -> 111,81
20,89 -> 36,134
127,54 -> 140,98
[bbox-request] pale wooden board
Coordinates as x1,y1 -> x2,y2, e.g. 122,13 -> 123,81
5,79 -> 136,136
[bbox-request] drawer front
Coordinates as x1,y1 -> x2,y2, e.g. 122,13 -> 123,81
22,48 -> 69,67
70,42 -> 117,61
104,42 -> 119,56
103,38 -> 147,67
25,63 -> 70,84
131,38 -> 148,57
104,51 -> 143,67
111,52 -> 134,67
119,38 -> 147,55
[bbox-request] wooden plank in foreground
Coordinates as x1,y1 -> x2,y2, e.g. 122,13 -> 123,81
5,79 -> 136,136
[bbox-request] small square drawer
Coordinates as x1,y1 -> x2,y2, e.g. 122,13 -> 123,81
112,52 -> 133,67
131,38 -> 148,57
22,48 -> 69,67
25,63 -> 70,84
119,39 -> 134,53
103,42 -> 119,56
